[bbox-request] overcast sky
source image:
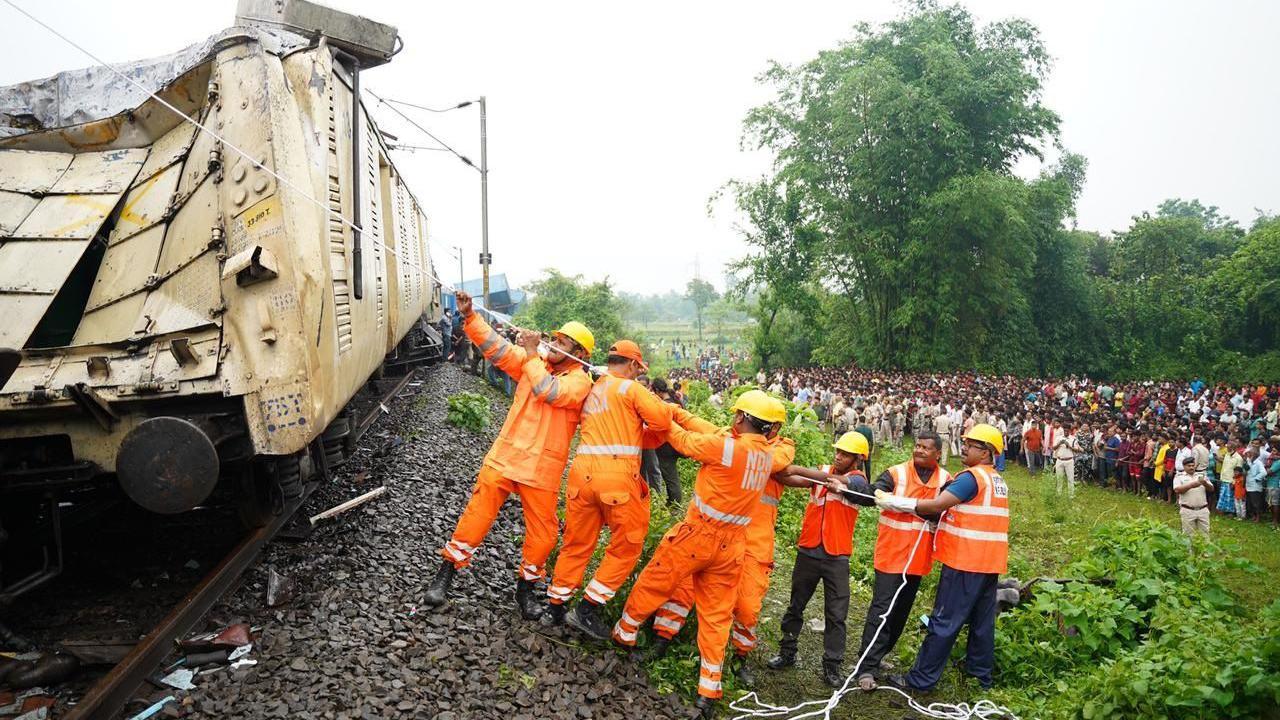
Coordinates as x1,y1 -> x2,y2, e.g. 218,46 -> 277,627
2,1 -> 1277,295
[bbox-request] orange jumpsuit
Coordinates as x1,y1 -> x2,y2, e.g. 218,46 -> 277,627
546,372 -> 677,607
652,441 -> 795,657
439,313 -> 592,581
611,420 -> 791,700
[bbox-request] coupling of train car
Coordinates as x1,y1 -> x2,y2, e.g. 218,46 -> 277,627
1,366 -> 424,720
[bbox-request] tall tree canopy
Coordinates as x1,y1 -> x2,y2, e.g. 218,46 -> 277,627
734,1 -> 1063,373
515,270 -> 626,362
729,1 -> 1278,382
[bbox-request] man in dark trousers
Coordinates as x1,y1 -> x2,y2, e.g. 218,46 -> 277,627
876,424 -> 1009,691
844,431 -> 952,689
766,431 -> 869,687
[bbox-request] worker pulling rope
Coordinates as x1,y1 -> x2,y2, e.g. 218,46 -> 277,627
729,481 -> 1017,720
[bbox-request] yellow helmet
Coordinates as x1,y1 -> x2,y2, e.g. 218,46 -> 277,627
834,431 -> 870,457
963,423 -> 1005,455
554,321 -> 595,355
732,389 -> 787,423
769,397 -> 788,424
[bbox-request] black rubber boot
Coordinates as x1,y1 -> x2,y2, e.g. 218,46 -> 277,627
423,560 -> 456,607
567,600 -> 612,641
822,665 -> 844,688
545,601 -> 568,626
695,695 -> 716,719
766,651 -> 796,670
734,654 -> 756,688
515,579 -> 545,620
646,635 -> 672,661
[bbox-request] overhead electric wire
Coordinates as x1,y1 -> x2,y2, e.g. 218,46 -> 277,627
367,88 -> 479,171
380,96 -> 474,113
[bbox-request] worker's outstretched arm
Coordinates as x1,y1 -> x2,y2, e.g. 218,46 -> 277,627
460,300 -> 527,379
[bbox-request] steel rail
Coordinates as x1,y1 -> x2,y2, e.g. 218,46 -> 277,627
64,485 -> 311,720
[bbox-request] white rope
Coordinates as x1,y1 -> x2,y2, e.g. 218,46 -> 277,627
0,0 -> 365,239
729,490 -> 1019,720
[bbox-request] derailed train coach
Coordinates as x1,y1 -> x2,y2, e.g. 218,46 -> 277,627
0,1 -> 441,601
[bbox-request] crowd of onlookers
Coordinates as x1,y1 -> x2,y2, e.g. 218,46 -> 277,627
674,363 -> 1280,532
441,309 -> 1280,533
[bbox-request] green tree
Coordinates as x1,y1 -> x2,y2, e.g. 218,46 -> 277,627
515,269 -> 625,362
733,1 -> 1061,371
685,278 -> 718,343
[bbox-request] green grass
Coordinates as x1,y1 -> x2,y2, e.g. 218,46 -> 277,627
725,444 -> 1280,718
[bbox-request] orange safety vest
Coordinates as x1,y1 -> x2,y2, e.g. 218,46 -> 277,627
874,462 -> 951,575
933,464 -> 1009,574
796,465 -> 861,557
463,313 -> 592,490
572,372 -> 676,479
743,436 -> 797,563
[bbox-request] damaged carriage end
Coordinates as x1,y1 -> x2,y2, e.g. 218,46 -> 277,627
0,3 -> 439,602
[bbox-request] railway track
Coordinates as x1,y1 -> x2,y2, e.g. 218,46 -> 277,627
60,369 -> 420,720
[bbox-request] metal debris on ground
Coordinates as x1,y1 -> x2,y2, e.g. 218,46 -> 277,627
177,624 -> 253,653
126,695 -> 175,720
157,668 -> 195,691
265,566 -> 296,608
307,486 -> 387,526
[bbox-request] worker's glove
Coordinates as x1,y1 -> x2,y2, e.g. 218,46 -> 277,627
874,489 -> 917,514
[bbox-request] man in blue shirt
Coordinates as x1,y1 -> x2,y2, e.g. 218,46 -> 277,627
1104,427 -> 1122,488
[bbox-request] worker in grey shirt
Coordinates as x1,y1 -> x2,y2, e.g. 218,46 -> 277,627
1173,457 -> 1213,537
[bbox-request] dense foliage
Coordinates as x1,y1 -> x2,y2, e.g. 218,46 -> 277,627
730,1 -> 1279,382
992,518 -> 1280,719
445,391 -> 491,432
514,270 -> 627,363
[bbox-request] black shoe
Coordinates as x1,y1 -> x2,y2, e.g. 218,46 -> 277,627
822,665 -> 844,688
545,602 -> 568,626
646,636 -> 671,661
566,600 -> 612,641
694,695 -> 716,719
734,655 -> 756,688
882,673 -> 915,690
515,579 -> 544,620
766,652 -> 796,670
423,560 -> 456,607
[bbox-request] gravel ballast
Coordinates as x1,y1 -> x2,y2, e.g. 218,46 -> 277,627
185,363 -> 692,720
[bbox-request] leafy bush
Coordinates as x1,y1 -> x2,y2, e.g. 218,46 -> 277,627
994,518 -> 1277,719
446,391 -> 491,432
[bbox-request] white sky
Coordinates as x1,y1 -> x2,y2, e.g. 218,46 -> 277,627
2,0 -> 1277,294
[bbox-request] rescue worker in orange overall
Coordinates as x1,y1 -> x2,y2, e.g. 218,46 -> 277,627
611,390 -> 790,718
544,340 -> 680,638
878,423 -> 1009,692
423,290 -> 594,620
844,430 -> 951,690
645,407 -> 798,688
766,431 -> 869,687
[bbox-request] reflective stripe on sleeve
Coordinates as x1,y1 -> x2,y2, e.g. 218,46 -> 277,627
721,438 -> 735,467
760,494 -> 779,507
